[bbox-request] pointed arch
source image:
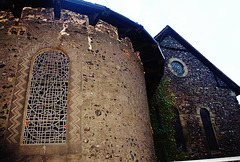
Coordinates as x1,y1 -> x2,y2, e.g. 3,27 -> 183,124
173,108 -> 187,151
200,108 -> 219,151
22,49 -> 69,144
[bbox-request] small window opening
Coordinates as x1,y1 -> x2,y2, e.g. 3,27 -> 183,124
173,108 -> 187,152
200,108 -> 219,151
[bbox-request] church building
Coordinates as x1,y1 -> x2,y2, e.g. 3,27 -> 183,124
0,0 -> 239,161
0,0 -> 163,161
155,25 -> 240,159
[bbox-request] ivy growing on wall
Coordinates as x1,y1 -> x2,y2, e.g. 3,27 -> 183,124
149,79 -> 188,161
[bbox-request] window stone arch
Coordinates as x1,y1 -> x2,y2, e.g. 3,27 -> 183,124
168,58 -> 188,77
173,108 -> 187,152
22,49 -> 69,144
200,108 -> 219,151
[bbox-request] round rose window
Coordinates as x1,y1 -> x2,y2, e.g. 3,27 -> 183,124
168,58 -> 188,77
171,61 -> 184,75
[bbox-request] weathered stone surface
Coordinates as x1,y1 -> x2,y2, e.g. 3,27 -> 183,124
0,8 -> 155,161
158,35 -> 240,159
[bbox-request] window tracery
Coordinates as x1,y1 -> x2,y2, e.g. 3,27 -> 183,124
171,61 -> 184,75
168,58 -> 188,77
23,50 -> 69,144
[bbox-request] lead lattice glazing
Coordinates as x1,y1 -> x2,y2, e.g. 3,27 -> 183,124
23,50 -> 69,144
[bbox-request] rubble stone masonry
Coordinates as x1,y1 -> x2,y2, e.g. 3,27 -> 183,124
159,36 -> 240,159
0,8 -> 155,161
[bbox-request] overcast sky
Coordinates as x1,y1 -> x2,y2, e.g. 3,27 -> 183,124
85,0 -> 240,101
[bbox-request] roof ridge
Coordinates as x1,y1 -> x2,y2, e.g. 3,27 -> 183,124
155,25 -> 240,95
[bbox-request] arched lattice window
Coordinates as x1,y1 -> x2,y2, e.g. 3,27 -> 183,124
173,108 -> 186,152
23,50 -> 69,144
200,108 -> 219,151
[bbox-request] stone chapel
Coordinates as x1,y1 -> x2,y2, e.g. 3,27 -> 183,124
0,0 -> 239,161
155,25 -> 240,159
